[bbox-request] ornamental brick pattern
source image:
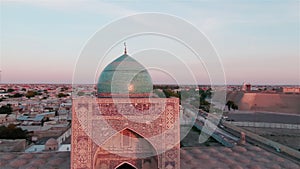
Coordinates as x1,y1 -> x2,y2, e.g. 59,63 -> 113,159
71,97 -> 180,169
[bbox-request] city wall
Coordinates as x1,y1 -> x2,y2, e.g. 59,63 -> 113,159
227,92 -> 300,114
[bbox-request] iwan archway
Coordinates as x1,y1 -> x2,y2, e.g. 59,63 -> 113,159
93,128 -> 158,169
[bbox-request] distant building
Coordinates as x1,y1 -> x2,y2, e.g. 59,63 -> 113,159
241,82 -> 251,92
45,138 -> 58,151
0,114 -> 8,123
17,114 -> 44,125
0,93 -> 9,97
0,114 -> 16,124
283,87 -> 300,94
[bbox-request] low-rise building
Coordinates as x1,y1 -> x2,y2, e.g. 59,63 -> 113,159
283,87 -> 300,94
0,114 -> 8,124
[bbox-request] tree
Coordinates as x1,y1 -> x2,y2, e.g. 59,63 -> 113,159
232,104 -> 239,111
7,88 -> 14,93
162,89 -> 179,98
57,93 -> 69,98
42,96 -> 48,100
25,90 -> 37,98
77,91 -> 84,96
226,101 -> 234,111
205,88 -> 212,98
153,89 -> 165,98
226,100 -> 238,111
0,124 -> 29,139
0,104 -> 13,114
12,93 -> 23,98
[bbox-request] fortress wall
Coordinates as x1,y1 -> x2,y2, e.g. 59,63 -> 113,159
227,92 -> 300,114
239,93 -> 256,110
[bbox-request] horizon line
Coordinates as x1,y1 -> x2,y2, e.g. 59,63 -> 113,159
0,82 -> 299,87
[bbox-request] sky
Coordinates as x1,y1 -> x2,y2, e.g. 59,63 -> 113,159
0,0 -> 299,85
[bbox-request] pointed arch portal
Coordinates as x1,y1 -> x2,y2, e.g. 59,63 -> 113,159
93,128 -> 158,169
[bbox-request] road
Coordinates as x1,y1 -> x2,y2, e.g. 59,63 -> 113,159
183,105 -> 239,146
196,115 -> 239,141
227,112 -> 300,124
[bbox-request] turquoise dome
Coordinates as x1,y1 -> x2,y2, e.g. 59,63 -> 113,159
97,54 -> 153,97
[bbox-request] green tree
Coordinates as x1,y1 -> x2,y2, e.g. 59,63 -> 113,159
232,104 -> 239,111
226,101 -> 234,111
0,124 -> 28,139
7,88 -> 15,93
57,93 -> 69,98
0,104 -> 13,114
153,89 -> 165,98
12,93 -> 23,98
25,90 -> 37,98
226,100 -> 238,111
162,89 -> 179,98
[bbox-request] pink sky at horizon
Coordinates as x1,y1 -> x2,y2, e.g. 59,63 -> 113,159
0,1 -> 299,85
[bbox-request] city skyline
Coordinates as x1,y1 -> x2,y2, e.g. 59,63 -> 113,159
1,0 -> 299,85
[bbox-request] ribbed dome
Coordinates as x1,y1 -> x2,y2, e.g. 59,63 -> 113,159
97,54 -> 153,97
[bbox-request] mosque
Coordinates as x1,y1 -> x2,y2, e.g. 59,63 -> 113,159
71,47 -> 180,169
